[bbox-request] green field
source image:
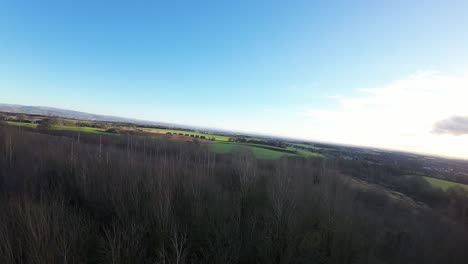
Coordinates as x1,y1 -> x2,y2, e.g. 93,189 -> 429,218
6,121 -> 38,128
4,121 -> 322,159
292,143 -> 314,148
422,176 -> 468,191
219,142 -> 322,158
291,143 -> 335,151
290,147 -> 323,158
53,125 -> 105,134
5,121 -> 228,138
208,142 -> 324,160
143,127 -> 230,141
4,121 -> 105,134
209,142 -> 297,159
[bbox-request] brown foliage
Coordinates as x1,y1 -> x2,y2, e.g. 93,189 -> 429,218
0,124 -> 467,263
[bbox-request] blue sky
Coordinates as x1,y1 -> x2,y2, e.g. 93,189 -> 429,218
1,1 -> 468,157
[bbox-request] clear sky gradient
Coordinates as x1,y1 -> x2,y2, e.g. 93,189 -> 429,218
1,1 -> 468,158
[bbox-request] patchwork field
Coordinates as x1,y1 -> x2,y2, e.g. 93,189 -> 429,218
6,121 -> 105,134
292,143 -> 314,148
423,176 -> 468,191
291,143 -> 334,151
53,125 -> 105,134
4,120 -> 322,160
142,127 -> 230,141
289,147 -> 323,158
209,142 -> 322,160
6,121 -> 37,128
209,142 -> 297,159
5,121 -> 228,140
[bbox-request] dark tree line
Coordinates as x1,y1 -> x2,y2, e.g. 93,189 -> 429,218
0,124 -> 468,263
336,158 -> 468,227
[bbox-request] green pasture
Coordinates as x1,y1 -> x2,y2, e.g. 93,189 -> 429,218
53,125 -> 105,134
422,176 -> 468,191
292,143 -> 314,148
4,121 -> 105,134
290,147 -> 323,158
208,142 -> 323,160
4,121 -> 322,159
143,127 -> 230,141
6,121 -> 37,128
209,142 -> 296,159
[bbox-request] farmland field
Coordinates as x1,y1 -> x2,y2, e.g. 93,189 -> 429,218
53,125 -> 105,134
5,121 -> 321,159
290,147 -> 323,158
4,121 -> 105,134
250,146 -> 296,159
4,121 -> 226,138
218,142 -> 321,157
6,121 -> 37,128
291,143 -> 335,151
209,142 -> 297,159
422,176 -> 468,191
208,142 -> 236,154
292,143 -> 314,148
142,127 -> 230,141
206,142 -> 326,160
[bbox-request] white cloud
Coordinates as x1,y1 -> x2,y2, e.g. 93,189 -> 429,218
433,116 -> 468,136
301,71 -> 468,159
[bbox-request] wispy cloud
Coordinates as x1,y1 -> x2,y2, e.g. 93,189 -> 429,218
301,70 -> 468,158
433,116 -> 468,136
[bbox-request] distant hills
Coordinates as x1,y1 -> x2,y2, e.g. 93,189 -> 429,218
0,103 -> 246,134
0,103 -> 160,125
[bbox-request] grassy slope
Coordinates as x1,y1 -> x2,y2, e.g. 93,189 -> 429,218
4,121 -> 321,159
251,147 -> 296,159
292,148 -> 323,158
143,127 -> 230,141
232,143 -> 322,158
423,176 -> 468,191
208,143 -> 236,154
6,121 -> 37,128
53,125 -> 105,134
210,141 -> 324,160
291,143 -> 335,151
292,143 -> 313,148
6,121 -> 221,138
5,121 -> 105,134
209,142 -> 296,160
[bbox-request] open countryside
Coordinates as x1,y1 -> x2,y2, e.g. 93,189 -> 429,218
3,116 -> 322,160
423,176 -> 468,191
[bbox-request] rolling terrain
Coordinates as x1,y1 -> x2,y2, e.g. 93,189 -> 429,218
3,106 -> 468,180
1,122 -> 468,263
2,118 -> 319,160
